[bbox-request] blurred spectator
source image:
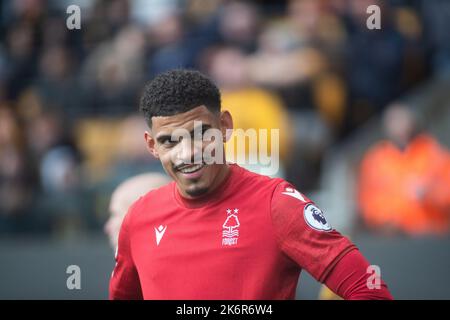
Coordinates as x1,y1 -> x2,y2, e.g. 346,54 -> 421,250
147,9 -> 194,76
206,46 -> 292,177
80,24 -> 146,116
341,0 -> 428,136
75,113 -> 165,228
114,115 -> 160,175
130,0 -> 179,27
3,22 -> 37,100
0,105 -> 34,233
146,0 -> 222,78
218,0 -> 261,53
247,19 -> 327,91
25,110 -> 75,160
40,146 -> 81,194
75,114 -> 160,182
33,44 -> 80,116
420,0 -> 450,75
105,172 -> 170,249
27,109 -> 88,235
82,0 -> 130,50
0,0 -> 444,236
358,103 -> 450,235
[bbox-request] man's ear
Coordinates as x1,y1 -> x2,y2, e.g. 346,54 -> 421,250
144,131 -> 159,159
220,110 -> 233,142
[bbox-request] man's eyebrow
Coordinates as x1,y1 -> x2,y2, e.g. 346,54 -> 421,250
156,124 -> 213,143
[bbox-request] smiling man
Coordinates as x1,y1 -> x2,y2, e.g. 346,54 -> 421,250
148,105 -> 231,199
109,69 -> 393,300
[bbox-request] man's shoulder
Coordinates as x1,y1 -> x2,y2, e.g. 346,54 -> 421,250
231,164 -> 287,194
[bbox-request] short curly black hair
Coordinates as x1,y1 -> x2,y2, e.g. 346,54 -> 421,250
140,69 -> 221,126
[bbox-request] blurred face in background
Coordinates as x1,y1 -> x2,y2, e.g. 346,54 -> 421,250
219,1 -> 259,47
106,173 -> 170,249
288,0 -> 322,33
145,106 -> 233,199
383,103 -> 417,147
39,45 -> 72,81
208,47 -> 249,90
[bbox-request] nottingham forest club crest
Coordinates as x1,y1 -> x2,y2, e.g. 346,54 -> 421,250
222,208 -> 240,246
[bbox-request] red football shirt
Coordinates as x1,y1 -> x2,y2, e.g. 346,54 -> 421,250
109,164 -> 356,299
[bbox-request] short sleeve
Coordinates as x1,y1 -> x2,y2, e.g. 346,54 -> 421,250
270,181 -> 356,282
109,205 -> 143,300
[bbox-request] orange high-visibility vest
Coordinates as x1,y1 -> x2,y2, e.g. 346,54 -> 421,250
358,134 -> 450,235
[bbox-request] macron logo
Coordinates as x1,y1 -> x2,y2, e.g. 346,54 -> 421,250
155,225 -> 167,246
282,187 -> 306,202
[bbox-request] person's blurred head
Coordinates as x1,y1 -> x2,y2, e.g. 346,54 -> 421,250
105,0 -> 130,28
106,172 -> 170,249
116,115 -> 150,163
39,45 -> 73,81
149,11 -> 183,47
383,103 -> 418,147
140,69 -> 233,199
12,0 -> 45,21
219,0 -> 260,51
41,16 -> 69,47
40,146 -> 80,194
0,105 -> 22,148
26,111 -> 64,156
114,25 -> 146,60
288,0 -> 323,33
7,23 -> 34,60
207,47 -> 249,90
94,26 -> 146,92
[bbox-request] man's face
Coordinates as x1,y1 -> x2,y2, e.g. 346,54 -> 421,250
383,104 -> 416,146
145,106 -> 232,199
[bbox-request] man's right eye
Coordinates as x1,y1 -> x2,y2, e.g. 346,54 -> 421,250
161,136 -> 182,146
161,139 -> 175,146
162,140 -> 175,147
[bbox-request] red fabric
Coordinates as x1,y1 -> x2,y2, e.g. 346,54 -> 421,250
270,181 -> 356,282
110,164 -> 388,300
324,249 -> 393,300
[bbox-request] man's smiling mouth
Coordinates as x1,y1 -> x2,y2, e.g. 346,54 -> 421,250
176,163 -> 205,174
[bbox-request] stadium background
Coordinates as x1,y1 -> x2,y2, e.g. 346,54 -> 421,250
0,0 -> 449,299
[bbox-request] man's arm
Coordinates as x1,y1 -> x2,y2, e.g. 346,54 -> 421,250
270,181 -> 393,300
323,249 -> 393,300
109,207 -> 143,300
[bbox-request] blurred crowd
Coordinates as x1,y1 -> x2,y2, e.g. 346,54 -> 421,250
0,0 -> 449,236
